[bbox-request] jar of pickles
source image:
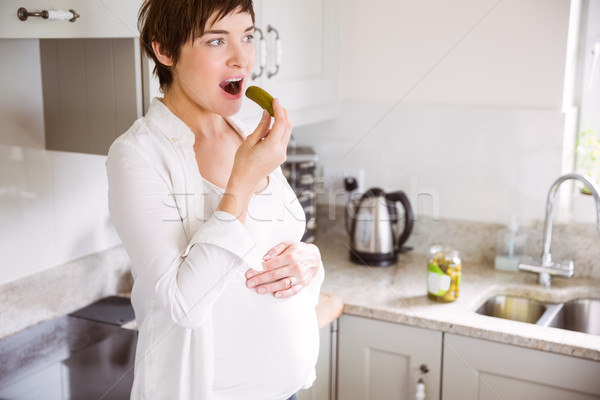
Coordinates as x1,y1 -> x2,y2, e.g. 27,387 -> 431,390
427,245 -> 461,302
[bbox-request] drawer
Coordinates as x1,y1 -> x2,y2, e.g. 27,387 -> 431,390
0,0 -> 141,38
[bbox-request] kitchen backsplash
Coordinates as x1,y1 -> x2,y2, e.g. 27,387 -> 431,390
294,100 -> 569,224
317,204 -> 600,279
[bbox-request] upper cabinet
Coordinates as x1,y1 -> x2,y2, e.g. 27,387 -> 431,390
236,0 -> 341,126
145,0 -> 342,126
0,1 -> 140,39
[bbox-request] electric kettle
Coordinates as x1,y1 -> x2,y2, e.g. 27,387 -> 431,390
345,188 -> 414,266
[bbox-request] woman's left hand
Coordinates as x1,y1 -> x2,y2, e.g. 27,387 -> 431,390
245,241 -> 321,298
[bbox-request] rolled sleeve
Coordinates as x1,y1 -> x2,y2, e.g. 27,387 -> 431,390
183,211 -> 258,268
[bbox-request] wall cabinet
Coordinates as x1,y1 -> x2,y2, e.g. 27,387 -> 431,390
146,0 -> 341,127
0,1 -> 145,155
442,333 -> 600,400
337,315 -> 442,400
0,1 -> 139,39
235,0 -> 340,127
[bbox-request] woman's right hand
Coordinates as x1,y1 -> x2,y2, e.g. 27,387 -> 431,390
217,98 -> 292,222
233,98 -> 292,188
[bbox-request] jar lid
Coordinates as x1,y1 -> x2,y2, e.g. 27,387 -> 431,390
429,244 -> 460,258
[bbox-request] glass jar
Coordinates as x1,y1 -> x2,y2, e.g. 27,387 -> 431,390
427,245 -> 462,302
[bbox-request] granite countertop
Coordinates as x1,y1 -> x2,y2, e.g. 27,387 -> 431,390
317,245 -> 600,362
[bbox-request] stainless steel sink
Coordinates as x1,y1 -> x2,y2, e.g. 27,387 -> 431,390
476,295 -> 600,336
476,295 -> 548,324
547,299 -> 600,335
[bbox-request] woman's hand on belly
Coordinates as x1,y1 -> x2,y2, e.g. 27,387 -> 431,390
244,241 -> 321,298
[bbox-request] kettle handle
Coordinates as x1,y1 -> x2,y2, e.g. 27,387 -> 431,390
385,190 -> 414,252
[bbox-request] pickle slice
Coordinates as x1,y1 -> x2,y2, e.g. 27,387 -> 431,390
245,85 -> 275,117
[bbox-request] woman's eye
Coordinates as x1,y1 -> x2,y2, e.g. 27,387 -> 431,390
208,38 -> 224,46
243,34 -> 254,43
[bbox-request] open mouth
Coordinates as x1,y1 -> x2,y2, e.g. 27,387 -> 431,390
219,77 -> 244,96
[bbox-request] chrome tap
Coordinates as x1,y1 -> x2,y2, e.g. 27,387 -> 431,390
518,173 -> 600,287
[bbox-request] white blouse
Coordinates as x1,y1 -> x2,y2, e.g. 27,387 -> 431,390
106,99 -> 323,400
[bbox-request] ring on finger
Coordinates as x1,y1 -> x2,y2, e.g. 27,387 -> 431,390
288,276 -> 296,288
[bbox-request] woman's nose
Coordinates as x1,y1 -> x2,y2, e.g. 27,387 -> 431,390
228,43 -> 252,69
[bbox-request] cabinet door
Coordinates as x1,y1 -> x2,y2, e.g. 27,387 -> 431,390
238,0 -> 340,126
0,1 -> 140,39
338,315 -> 442,400
443,333 -> 600,400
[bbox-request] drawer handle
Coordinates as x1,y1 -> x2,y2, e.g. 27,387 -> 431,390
17,7 -> 80,22
251,27 -> 266,80
266,25 -> 281,78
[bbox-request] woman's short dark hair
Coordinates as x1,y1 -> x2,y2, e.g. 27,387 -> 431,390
138,0 -> 255,92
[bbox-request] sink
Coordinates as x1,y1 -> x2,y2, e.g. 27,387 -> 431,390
476,295 -> 548,324
476,295 -> 600,337
548,299 -> 600,335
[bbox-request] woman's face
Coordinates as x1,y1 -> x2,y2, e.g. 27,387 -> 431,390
170,9 -> 255,117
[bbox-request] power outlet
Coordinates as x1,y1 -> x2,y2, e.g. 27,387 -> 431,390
318,165 -> 365,205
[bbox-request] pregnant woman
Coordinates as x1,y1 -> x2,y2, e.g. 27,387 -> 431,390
106,0 -> 324,399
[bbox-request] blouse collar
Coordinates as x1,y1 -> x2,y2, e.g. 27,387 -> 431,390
145,98 -> 249,147
145,98 -> 196,147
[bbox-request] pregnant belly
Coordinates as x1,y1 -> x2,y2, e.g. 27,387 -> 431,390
212,276 -> 319,397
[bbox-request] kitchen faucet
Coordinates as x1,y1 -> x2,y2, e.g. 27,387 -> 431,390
518,173 -> 600,287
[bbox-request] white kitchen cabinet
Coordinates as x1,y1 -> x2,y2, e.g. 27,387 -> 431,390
0,1 -> 140,39
142,0 -> 341,126
442,333 -> 600,400
236,0 -> 340,127
337,315 -> 442,400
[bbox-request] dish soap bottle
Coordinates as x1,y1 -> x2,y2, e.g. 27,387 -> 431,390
494,216 -> 522,272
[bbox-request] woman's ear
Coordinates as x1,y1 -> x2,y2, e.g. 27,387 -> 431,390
152,41 -> 174,66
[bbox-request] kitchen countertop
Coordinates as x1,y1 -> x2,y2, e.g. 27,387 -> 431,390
317,243 -> 600,362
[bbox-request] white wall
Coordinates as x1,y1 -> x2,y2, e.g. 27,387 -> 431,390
0,39 -> 120,285
295,0 -> 575,225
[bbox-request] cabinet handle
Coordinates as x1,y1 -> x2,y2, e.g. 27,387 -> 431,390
17,7 -> 80,22
415,364 -> 428,400
266,25 -> 281,78
251,27 -> 266,80
415,377 -> 426,400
